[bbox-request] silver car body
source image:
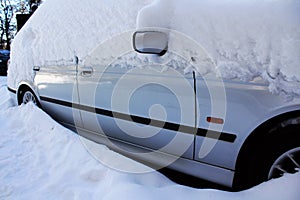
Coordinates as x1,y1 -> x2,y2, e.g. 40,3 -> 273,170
8,46 -> 300,187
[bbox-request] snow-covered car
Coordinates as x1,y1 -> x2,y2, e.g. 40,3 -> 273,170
0,49 -> 10,76
7,0 -> 300,190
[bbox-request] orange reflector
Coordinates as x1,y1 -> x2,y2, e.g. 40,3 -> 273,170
207,117 -> 224,124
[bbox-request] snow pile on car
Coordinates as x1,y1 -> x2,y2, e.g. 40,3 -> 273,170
8,0 -> 152,89
0,78 -> 299,199
137,0 -> 300,98
8,0 -> 300,99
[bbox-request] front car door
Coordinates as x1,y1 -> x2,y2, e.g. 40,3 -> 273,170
77,31 -> 196,160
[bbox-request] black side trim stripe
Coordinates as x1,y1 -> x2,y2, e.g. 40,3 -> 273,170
40,96 -> 237,143
7,87 -> 17,94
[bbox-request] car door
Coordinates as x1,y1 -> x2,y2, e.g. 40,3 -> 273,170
76,32 -> 196,159
34,61 -> 82,128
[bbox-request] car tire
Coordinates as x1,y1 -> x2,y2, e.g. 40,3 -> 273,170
19,88 -> 40,107
235,125 -> 300,190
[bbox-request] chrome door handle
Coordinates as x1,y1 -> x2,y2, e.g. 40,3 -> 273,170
33,66 -> 40,71
80,67 -> 93,76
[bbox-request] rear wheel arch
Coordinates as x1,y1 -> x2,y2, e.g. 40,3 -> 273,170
233,110 -> 300,190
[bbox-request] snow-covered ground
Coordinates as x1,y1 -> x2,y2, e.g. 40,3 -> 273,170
0,76 -> 299,199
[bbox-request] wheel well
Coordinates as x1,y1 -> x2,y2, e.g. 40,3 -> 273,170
233,110 -> 300,190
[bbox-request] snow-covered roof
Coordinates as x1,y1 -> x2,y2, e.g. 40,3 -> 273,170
137,0 -> 300,98
8,0 -> 300,99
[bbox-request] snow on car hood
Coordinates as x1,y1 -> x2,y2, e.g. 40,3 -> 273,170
137,0 -> 300,99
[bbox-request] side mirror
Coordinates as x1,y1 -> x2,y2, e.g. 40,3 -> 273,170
133,31 -> 168,56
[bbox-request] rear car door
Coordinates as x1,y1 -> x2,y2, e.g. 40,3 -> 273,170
34,61 -> 82,128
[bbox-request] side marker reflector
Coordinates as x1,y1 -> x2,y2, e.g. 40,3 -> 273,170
207,117 -> 224,124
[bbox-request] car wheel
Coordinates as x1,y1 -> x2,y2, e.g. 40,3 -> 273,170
235,125 -> 300,190
19,89 -> 39,106
267,147 -> 300,180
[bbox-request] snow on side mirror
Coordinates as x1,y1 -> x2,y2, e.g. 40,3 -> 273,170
133,31 -> 168,56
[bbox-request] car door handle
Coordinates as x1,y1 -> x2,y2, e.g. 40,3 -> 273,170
33,66 -> 40,71
80,67 -> 93,76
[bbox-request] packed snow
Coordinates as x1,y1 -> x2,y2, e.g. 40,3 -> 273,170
1,78 -> 300,199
